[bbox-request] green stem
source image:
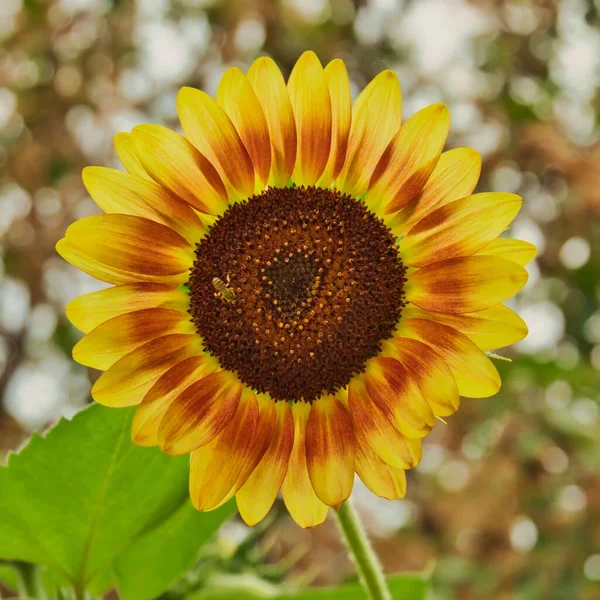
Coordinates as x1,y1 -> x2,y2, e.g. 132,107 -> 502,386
334,498 -> 391,600
74,580 -> 86,600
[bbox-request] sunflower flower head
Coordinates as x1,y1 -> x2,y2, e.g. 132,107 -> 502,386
58,52 -> 534,528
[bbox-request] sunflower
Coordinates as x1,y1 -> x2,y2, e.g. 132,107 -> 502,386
57,52 -> 534,528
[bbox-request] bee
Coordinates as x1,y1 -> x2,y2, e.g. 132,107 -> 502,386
212,275 -> 237,304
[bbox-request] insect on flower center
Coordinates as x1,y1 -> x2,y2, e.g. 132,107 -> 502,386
189,185 -> 406,402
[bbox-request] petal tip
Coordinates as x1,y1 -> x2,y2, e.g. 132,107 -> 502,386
295,50 -> 321,66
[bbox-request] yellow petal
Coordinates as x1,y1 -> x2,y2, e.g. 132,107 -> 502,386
336,71 -> 402,196
402,303 -> 528,351
177,86 -> 255,199
114,132 -> 151,180
57,215 -> 193,286
406,256 -> 529,314
346,381 -> 422,469
367,103 -> 450,215
210,393 -> 277,511
317,59 -> 352,187
189,390 -> 259,511
237,400 -> 294,526
384,337 -> 459,417
247,56 -> 297,187
305,395 -> 354,509
355,441 -> 407,500
202,388 -> 276,510
363,357 -> 435,437
398,318 -> 501,398
477,238 -> 537,266
91,334 -> 203,407
287,51 -> 332,186
401,193 -> 522,267
132,355 -> 213,446
216,67 -> 271,191
66,283 -> 189,334
385,147 -> 481,236
158,371 -> 242,455
131,124 -> 227,215
82,166 -> 205,244
281,402 -> 329,528
73,308 -> 195,371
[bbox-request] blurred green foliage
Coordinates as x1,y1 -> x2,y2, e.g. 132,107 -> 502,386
1,0 -> 600,599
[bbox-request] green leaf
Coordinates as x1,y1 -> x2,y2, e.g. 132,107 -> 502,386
0,404 -> 191,590
0,565 -> 18,593
114,498 -> 236,600
190,571 -> 430,600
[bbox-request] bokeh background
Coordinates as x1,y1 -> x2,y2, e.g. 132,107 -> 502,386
1,0 -> 600,598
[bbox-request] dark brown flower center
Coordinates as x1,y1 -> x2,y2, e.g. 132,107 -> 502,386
189,185 -> 406,402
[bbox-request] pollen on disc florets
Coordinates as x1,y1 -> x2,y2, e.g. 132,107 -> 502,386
189,185 -> 406,403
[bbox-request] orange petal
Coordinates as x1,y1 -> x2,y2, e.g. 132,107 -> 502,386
401,193 -> 522,267
401,303 -> 528,351
405,256 -> 529,314
189,389 -> 259,511
91,333 -> 203,407
158,371 -> 242,455
477,238 -> 537,266
363,357 -> 435,437
287,51 -> 332,186
237,400 -> 294,526
305,395 -> 354,509
247,56 -> 297,187
216,67 -> 271,191
130,124 -> 227,215
386,147 -> 481,236
367,103 -> 450,215
114,132 -> 151,180
336,71 -> 402,196
385,337 -> 459,417
281,402 -> 329,528
398,318 -> 501,398
82,166 -> 205,244
177,86 -> 255,200
66,283 -> 189,334
346,382 -> 422,469
209,393 -> 277,511
355,441 -> 407,500
73,308 -> 195,371
317,59 -> 352,187
132,355 -> 213,446
57,215 -> 193,286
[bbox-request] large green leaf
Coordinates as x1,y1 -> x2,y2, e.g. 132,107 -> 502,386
114,498 -> 236,600
190,571 -> 430,600
0,404 -> 222,592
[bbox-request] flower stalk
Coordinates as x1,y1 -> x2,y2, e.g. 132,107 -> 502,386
334,498 -> 391,600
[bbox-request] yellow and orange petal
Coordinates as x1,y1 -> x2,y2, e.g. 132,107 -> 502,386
405,256 -> 528,314
385,147 -> 482,236
57,214 -> 193,286
336,70 -> 402,196
247,56 -> 297,187
177,86 -> 255,199
216,67 -> 272,191
282,402 -> 329,528
367,103 -> 450,215
158,371 -> 242,455
56,51 -> 533,529
130,125 -> 228,216
189,388 -> 261,511
67,283 -> 190,334
236,400 -> 294,525
82,167 -> 206,244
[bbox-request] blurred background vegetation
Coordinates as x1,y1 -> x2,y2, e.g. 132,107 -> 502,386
1,0 -> 599,598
